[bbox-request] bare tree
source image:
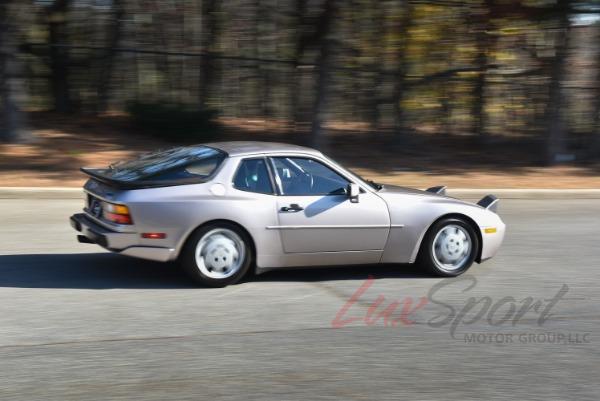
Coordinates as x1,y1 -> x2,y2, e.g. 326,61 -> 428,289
290,0 -> 309,128
592,23 -> 600,159
544,0 -> 571,165
0,1 -> 29,143
47,0 -> 72,113
253,0 -> 273,117
310,0 -> 337,149
199,0 -> 220,109
391,0 -> 413,140
96,0 -> 125,114
472,0 -> 494,142
365,0 -> 386,130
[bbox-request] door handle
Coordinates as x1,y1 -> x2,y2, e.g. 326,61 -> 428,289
280,204 -> 304,212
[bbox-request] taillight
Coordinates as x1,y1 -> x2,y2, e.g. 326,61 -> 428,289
102,202 -> 133,225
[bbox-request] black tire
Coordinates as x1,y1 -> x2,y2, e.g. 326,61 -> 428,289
417,217 -> 479,277
180,222 -> 253,287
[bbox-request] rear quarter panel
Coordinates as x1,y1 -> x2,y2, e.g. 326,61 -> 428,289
115,156 -> 283,264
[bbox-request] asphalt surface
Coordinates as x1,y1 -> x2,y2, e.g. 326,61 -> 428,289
0,198 -> 598,400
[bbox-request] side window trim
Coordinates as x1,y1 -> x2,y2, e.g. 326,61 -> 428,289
232,157 -> 276,195
266,157 -> 283,195
268,156 -> 352,197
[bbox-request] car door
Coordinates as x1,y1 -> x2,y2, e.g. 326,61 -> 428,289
268,156 -> 390,253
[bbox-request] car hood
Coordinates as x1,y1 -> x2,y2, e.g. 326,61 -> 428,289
376,184 -> 477,207
378,184 -> 431,196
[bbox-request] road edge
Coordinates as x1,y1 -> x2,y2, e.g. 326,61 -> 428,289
1,187 -> 600,200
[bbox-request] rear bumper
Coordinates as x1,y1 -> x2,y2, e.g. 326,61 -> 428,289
70,213 -> 176,262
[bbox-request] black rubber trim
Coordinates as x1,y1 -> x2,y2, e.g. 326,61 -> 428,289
77,235 -> 94,244
426,185 -> 447,196
87,230 -> 108,248
81,167 -> 213,190
70,213 -> 113,249
477,195 -> 499,213
70,215 -> 82,232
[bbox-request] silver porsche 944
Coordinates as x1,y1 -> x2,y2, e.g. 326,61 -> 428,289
70,141 -> 505,287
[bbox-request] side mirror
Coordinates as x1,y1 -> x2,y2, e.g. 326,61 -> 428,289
348,183 -> 360,203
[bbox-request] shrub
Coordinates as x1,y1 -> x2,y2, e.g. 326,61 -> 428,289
127,101 -> 221,142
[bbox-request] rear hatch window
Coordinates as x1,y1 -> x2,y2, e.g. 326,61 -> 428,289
82,146 -> 226,188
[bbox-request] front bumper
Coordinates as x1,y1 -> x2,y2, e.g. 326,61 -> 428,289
479,221 -> 506,262
70,213 -> 176,262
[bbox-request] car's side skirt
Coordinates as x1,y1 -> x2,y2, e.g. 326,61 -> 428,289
256,250 -> 383,272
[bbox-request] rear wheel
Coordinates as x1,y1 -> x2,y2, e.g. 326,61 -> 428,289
418,217 -> 479,277
180,223 -> 252,287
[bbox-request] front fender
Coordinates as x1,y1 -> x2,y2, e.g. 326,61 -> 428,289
380,194 -> 504,264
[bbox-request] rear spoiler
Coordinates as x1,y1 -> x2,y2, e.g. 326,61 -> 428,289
80,167 -> 208,190
477,195 -> 499,213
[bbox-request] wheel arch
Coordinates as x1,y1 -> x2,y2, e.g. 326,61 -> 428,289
176,219 -> 257,264
414,213 -> 483,263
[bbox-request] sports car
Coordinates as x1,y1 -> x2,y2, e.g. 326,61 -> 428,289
70,141 -> 505,287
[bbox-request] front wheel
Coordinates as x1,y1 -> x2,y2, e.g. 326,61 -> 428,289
180,223 -> 253,287
418,218 -> 479,277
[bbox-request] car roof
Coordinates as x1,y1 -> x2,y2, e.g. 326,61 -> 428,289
204,141 -> 322,157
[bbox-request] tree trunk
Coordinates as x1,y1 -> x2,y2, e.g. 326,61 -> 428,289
366,0 -> 386,130
472,0 -> 494,142
392,0 -> 413,140
290,0 -> 308,130
0,2 -> 29,143
591,23 -> 600,160
96,0 -> 124,114
310,0 -> 337,150
48,0 -> 72,113
254,0 -> 272,118
199,0 -> 219,109
544,0 -> 571,165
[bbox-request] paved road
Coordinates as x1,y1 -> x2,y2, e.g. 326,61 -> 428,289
0,198 -> 598,400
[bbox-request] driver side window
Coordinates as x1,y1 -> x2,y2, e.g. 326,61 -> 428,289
270,157 -> 350,196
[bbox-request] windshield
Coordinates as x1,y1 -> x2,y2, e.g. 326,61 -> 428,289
99,146 -> 225,182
